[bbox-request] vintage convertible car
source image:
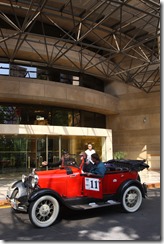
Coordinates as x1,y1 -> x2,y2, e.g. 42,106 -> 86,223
6,158 -> 149,228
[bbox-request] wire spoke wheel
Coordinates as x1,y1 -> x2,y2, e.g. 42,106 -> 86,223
122,185 -> 142,212
29,195 -> 60,228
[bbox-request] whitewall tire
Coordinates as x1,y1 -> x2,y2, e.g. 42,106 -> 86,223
29,195 -> 60,228
122,185 -> 142,213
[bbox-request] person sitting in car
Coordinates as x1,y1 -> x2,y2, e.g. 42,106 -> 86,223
87,153 -> 106,177
42,150 -> 77,168
79,151 -> 95,172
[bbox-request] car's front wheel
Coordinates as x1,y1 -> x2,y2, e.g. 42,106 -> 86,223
28,195 -> 60,228
121,185 -> 142,213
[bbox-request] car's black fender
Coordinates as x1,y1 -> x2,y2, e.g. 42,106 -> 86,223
116,179 -> 146,201
28,188 -> 85,211
28,188 -> 65,205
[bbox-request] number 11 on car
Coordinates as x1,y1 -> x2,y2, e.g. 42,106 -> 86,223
85,178 -> 100,191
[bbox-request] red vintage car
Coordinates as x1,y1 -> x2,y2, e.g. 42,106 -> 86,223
6,158 -> 149,228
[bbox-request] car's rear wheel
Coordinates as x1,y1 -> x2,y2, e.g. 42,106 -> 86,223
29,195 -> 60,228
121,185 -> 142,213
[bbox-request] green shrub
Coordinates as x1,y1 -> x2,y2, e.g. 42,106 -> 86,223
113,151 -> 126,159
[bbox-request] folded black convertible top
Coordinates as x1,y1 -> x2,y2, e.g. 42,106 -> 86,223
104,159 -> 149,172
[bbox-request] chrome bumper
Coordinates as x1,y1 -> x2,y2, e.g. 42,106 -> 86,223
6,194 -> 28,212
6,184 -> 28,212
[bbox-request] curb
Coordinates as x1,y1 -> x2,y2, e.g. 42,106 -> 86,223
0,199 -> 10,207
146,182 -> 160,189
0,182 -> 160,207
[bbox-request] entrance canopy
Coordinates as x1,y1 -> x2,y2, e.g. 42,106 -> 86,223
0,0 -> 160,93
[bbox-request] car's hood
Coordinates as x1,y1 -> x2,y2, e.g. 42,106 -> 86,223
36,166 -> 80,177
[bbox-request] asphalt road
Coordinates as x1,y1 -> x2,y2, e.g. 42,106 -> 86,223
0,188 -> 161,242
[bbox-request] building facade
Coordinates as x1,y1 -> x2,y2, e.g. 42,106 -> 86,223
0,72 -> 115,173
0,1 -> 160,173
0,68 -> 160,173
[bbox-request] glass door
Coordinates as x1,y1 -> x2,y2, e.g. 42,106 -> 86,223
27,136 -> 47,169
0,135 -> 27,173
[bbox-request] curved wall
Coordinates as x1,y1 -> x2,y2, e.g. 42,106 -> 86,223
0,76 -> 118,115
0,76 -> 160,169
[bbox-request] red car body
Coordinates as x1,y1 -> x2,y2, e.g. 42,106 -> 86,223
6,159 -> 149,228
36,167 -> 138,198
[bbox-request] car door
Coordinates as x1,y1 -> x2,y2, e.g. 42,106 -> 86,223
83,175 -> 103,199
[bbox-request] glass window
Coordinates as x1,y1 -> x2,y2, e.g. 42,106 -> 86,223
0,63 -> 9,75
73,111 -> 80,126
0,134 -> 105,173
0,63 -> 105,92
10,64 -> 37,78
48,137 -> 60,164
95,113 -> 106,128
61,136 -> 103,165
52,109 -> 70,126
0,106 -> 21,124
81,111 -> 106,128
0,103 -> 105,128
0,135 -> 27,172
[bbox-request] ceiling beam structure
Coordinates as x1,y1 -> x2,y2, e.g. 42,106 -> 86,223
0,0 -> 160,93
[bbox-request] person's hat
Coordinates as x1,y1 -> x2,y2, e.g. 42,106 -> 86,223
79,151 -> 86,156
62,150 -> 69,154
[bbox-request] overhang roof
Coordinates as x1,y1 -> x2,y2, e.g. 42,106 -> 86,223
0,0 -> 160,93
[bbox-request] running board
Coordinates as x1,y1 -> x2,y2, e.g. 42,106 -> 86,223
70,200 -> 120,210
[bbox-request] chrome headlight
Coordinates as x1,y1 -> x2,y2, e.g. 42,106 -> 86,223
31,168 -> 36,175
31,174 -> 39,188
